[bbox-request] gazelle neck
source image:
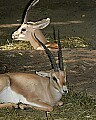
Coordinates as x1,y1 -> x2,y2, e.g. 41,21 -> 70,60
29,29 -> 47,49
49,78 -> 62,105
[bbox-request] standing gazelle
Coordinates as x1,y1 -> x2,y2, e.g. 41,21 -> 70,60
12,0 -> 58,50
0,31 -> 68,112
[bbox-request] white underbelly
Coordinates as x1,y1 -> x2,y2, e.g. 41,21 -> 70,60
0,87 -> 26,103
0,87 -> 48,109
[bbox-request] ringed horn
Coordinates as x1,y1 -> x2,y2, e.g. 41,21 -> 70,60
34,30 -> 64,71
24,0 -> 39,23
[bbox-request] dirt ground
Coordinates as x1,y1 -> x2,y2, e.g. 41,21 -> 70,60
0,1 -> 96,119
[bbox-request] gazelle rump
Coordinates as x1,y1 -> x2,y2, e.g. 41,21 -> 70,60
0,31 -> 68,111
12,0 -> 58,50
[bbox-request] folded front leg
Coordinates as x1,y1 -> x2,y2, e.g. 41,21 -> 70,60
26,100 -> 53,112
0,103 -> 18,109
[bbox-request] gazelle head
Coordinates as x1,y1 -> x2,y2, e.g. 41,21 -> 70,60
12,0 -> 50,49
34,30 -> 68,95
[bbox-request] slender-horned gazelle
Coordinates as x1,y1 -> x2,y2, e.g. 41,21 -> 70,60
0,30 -> 68,111
12,0 -> 58,50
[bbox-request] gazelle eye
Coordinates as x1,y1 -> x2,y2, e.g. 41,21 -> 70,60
21,28 -> 26,33
53,76 -> 57,83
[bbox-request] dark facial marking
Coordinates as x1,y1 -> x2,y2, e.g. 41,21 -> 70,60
52,76 -> 57,83
21,28 -> 26,33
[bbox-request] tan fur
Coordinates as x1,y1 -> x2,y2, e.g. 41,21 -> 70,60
0,71 -> 68,111
12,18 -> 58,50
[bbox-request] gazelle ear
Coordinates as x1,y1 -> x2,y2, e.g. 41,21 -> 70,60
32,18 -> 50,29
36,71 -> 50,77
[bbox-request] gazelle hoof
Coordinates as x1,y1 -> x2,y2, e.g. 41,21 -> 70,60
56,101 -> 64,106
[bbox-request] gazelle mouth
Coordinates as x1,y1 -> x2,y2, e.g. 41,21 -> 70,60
12,37 -> 20,40
62,90 -> 68,95
12,34 -> 18,39
62,86 -> 68,95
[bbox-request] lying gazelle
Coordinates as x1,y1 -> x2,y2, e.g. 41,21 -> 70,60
0,31 -> 68,111
12,0 -> 58,50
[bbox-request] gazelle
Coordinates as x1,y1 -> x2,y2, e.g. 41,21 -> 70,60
12,0 -> 58,50
0,31 -> 68,112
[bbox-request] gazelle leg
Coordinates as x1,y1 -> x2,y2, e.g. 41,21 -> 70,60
17,103 -> 29,110
33,102 -> 53,112
46,112 -> 50,120
0,103 -> 18,109
46,111 -> 54,120
26,100 -> 53,112
56,101 -> 64,106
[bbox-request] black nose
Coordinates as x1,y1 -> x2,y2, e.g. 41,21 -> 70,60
63,90 -> 68,95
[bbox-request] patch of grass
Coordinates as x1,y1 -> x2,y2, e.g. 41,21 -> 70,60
57,86 -> 96,120
61,37 -> 89,48
0,37 -> 90,50
0,40 -> 33,50
0,86 -> 96,120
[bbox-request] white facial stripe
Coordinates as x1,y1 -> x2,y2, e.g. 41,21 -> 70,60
52,74 -> 60,84
60,70 -> 64,76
